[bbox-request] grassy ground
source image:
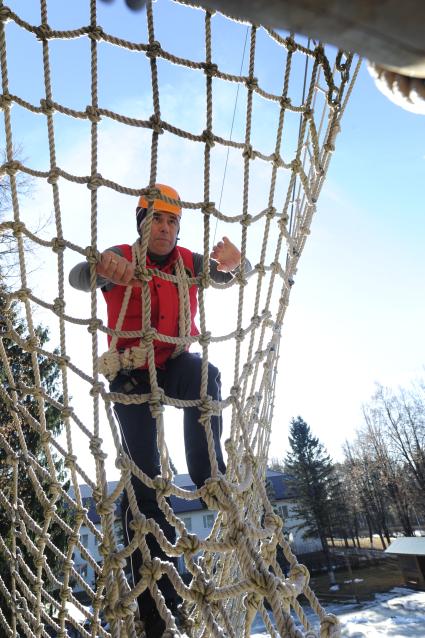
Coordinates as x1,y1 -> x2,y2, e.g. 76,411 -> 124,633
307,554 -> 405,604
330,536 -> 388,551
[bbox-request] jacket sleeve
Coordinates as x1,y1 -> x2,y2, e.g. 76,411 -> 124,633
192,252 -> 252,283
68,246 -> 124,292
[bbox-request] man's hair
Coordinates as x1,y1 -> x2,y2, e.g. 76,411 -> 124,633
136,206 -> 147,232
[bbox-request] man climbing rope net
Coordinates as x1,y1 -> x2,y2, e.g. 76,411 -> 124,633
69,184 -> 251,637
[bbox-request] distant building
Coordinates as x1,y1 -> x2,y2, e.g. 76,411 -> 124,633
70,470 -> 321,593
385,537 -> 425,590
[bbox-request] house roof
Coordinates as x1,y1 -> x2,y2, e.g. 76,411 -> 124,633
70,469 -> 293,523
385,537 -> 425,556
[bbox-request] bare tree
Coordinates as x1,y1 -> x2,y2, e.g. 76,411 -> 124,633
362,405 -> 415,536
372,384 -> 425,517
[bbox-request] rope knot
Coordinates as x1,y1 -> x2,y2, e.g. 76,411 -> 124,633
11,220 -> 25,235
320,614 -> 340,637
107,551 -> 127,570
235,328 -> 245,342
3,160 -> 21,176
114,454 -> 130,471
229,385 -> 240,401
243,361 -> 253,376
47,167 -> 60,184
285,37 -> 296,53
260,538 -> 277,563
0,92 -> 12,110
36,23 -> 52,41
198,272 -> 210,289
89,436 -> 106,459
234,270 -> 247,286
202,476 -> 229,511
85,245 -> 100,264
290,158 -> 302,173
243,144 -> 255,160
96,498 -> 114,517
89,25 -> 105,41
0,6 -> 11,22
133,263 -> 150,282
53,297 -> 65,315
40,98 -> 55,116
289,562 -> 310,587
146,40 -> 162,58
86,173 -> 103,191
246,76 -> 258,91
266,206 -> 276,220
74,507 -> 87,528
190,576 -> 215,602
176,532 -> 200,555
202,129 -> 215,148
48,480 -> 61,498
16,287 -> 31,302
241,213 -> 252,227
255,263 -> 266,277
142,186 -> 161,204
263,511 -> 282,531
201,201 -> 215,215
199,396 -> 214,418
202,62 -> 218,77
251,314 -> 262,328
86,105 -> 101,123
129,513 -> 148,535
104,600 -> 138,622
149,113 -> 164,134
87,318 -> 102,334
224,437 -> 236,455
279,96 -> 291,108
139,558 -> 163,583
271,152 -> 283,168
152,475 -> 173,498
59,586 -> 72,602
279,214 -> 289,229
244,592 -> 262,613
198,331 -> 211,347
148,400 -> 164,421
250,567 -> 270,595
64,452 -> 77,468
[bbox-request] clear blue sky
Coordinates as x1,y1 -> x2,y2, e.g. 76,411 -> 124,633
3,0 -> 425,475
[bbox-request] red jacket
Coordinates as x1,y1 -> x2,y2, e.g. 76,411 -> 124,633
102,244 -> 199,368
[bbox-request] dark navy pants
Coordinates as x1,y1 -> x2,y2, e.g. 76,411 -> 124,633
111,352 -> 226,615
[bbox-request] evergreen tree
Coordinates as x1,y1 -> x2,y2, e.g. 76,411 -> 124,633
284,416 -> 336,573
0,288 -> 73,630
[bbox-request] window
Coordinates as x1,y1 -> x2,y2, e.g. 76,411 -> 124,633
203,514 -> 215,529
182,517 -> 192,531
81,534 -> 89,548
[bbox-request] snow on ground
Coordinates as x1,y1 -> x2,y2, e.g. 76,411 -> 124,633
250,588 -> 425,637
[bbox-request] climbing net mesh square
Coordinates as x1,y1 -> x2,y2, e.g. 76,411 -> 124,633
0,1 -> 360,636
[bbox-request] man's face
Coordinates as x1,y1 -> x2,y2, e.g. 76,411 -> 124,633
143,210 -> 180,256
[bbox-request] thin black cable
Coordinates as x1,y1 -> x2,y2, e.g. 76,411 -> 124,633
288,37 -> 311,238
212,26 -> 249,246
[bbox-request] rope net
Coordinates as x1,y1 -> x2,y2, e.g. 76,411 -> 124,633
0,1 -> 359,636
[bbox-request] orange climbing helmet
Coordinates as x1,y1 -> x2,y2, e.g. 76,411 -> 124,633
138,183 -> 182,217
